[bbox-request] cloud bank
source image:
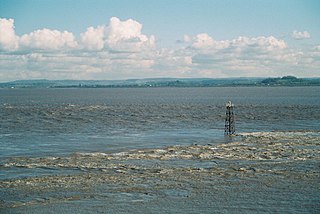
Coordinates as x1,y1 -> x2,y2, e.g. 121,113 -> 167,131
0,17 -> 154,53
0,17 -> 319,81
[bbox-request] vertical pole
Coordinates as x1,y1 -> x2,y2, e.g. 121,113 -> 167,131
225,101 -> 235,135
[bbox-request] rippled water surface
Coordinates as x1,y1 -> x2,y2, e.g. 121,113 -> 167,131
0,87 -> 319,213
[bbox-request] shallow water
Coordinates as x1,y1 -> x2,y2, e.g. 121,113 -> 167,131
0,87 -> 320,213
1,87 -> 319,158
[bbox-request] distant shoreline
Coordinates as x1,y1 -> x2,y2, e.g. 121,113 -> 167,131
1,76 -> 320,89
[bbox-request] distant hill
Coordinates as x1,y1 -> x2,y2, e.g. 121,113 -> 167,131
260,76 -> 320,86
0,76 -> 319,88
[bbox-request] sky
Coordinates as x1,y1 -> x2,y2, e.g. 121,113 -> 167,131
0,0 -> 319,81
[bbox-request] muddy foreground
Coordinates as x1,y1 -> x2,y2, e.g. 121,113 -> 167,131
1,131 -> 319,213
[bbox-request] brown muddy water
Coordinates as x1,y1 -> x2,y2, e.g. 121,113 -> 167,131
0,87 -> 320,213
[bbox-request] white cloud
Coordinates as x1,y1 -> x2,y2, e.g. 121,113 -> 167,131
191,33 -> 215,49
107,17 -> 146,44
0,18 -> 78,52
188,34 -> 286,52
232,36 -> 286,51
0,18 -> 19,51
81,17 -> 155,52
0,16 -> 156,53
106,17 -> 155,52
178,33 -> 318,77
189,33 -> 230,50
292,30 -> 311,40
81,26 -> 105,50
20,28 -> 78,50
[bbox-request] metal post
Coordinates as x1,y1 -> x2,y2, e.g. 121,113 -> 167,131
225,101 -> 235,135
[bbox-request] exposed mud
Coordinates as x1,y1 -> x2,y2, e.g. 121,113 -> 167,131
1,131 -> 320,213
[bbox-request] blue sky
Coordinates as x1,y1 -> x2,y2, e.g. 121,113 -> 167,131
0,0 -> 319,80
